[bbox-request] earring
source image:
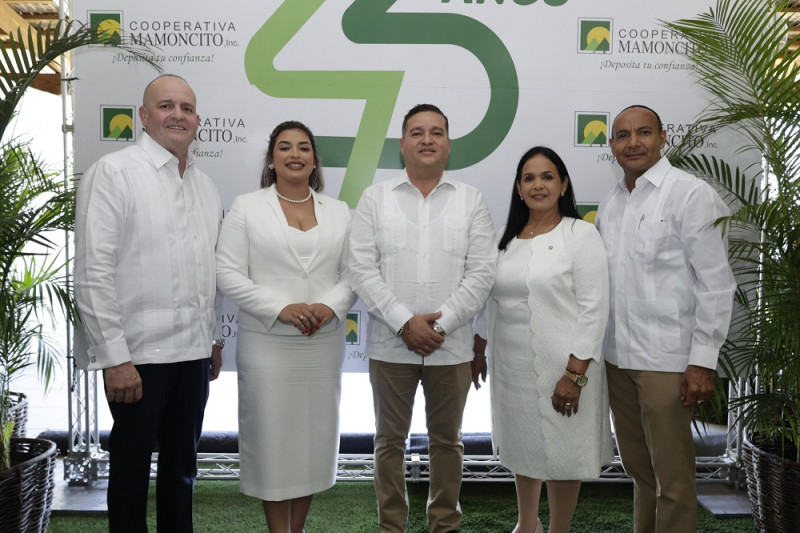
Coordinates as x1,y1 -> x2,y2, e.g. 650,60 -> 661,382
519,195 -> 523,201
561,192 -> 565,197
268,163 -> 274,170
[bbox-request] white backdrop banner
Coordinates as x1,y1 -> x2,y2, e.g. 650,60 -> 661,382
71,0 -> 739,372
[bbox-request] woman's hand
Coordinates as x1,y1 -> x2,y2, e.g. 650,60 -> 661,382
306,303 -> 335,335
551,355 -> 590,417
278,303 -> 318,335
551,376 -> 582,417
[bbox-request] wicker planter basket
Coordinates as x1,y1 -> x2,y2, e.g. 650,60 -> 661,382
8,392 -> 29,438
0,438 -> 57,533
741,435 -> 800,533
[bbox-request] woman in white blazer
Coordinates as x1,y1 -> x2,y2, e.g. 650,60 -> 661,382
485,146 -> 612,533
216,121 -> 356,533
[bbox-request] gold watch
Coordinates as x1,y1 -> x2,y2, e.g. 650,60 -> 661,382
431,321 -> 446,336
564,368 -> 588,388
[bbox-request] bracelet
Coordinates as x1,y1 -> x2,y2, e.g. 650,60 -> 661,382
397,321 -> 409,337
212,338 -> 225,348
473,353 -> 486,358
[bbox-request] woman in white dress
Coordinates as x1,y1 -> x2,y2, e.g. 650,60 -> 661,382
216,121 -> 356,533
486,146 -> 612,533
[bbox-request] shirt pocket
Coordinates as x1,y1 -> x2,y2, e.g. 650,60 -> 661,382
633,220 -> 672,264
378,214 -> 406,256
627,299 -> 681,353
442,216 -> 469,258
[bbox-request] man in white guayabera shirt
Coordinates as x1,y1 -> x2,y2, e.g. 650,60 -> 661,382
349,104 -> 497,533
74,74 -> 223,533
596,104 -> 735,533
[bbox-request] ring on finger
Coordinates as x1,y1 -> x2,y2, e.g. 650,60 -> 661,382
565,403 -> 573,410
299,315 -> 306,322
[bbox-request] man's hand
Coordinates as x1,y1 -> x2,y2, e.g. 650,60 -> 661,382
104,361 -> 143,403
471,354 -> 487,390
471,334 -> 488,390
680,364 -> 715,407
210,345 -> 223,381
400,312 -> 444,356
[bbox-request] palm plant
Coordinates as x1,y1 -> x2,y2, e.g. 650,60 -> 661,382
0,142 -> 75,470
664,0 -> 800,458
0,20 -> 158,470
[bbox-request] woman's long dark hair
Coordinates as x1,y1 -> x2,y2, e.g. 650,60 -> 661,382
260,120 -> 323,191
498,146 -> 580,250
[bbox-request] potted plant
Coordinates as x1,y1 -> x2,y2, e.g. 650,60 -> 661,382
0,19 -> 157,532
664,1 -> 800,530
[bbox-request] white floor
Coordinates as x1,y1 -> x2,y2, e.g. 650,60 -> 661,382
15,366 -> 494,439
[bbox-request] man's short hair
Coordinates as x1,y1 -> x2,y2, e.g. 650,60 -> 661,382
142,73 -> 191,106
612,104 -> 664,137
402,104 -> 449,136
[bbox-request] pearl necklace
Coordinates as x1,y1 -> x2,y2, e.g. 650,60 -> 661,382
276,188 -> 312,204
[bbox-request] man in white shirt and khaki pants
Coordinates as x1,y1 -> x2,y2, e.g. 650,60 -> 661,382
596,105 -> 735,532
75,74 -> 223,532
350,104 -> 496,533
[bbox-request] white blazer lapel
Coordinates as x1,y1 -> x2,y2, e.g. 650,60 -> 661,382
305,190 -> 324,267
263,186 -> 308,271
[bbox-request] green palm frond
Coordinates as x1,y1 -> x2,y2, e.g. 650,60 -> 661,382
664,0 -> 800,451
0,142 -> 74,280
665,0 -> 800,172
0,19 -> 160,141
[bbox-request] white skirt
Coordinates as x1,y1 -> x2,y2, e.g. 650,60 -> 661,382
236,326 -> 345,501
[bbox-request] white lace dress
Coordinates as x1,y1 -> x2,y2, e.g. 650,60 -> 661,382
487,219 -> 613,480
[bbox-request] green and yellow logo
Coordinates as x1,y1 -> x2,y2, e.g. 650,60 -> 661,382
578,19 -> 611,54
575,112 -> 608,147
101,106 -> 135,141
244,0 -> 521,207
89,12 -> 122,45
346,312 -> 360,345
578,204 -> 599,225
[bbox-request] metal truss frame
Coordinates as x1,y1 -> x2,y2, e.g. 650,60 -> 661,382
64,367 -> 108,486
69,452 -> 734,484
64,380 -> 743,485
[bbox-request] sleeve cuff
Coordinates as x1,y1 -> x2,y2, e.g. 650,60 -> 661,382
472,308 -> 487,338
387,307 -> 413,335
437,305 -> 458,337
86,337 -> 131,371
688,344 -> 720,370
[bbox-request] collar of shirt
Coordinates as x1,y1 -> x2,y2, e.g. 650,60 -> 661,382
138,131 -> 197,174
616,155 -> 671,194
392,170 -> 456,196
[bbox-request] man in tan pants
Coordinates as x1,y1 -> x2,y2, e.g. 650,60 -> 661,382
349,104 -> 496,532
596,104 -> 735,532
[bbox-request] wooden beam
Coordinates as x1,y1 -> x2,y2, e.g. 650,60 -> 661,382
0,1 -> 61,78
0,0 -> 32,36
30,71 -> 59,95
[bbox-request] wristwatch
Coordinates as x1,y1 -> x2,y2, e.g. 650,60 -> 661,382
431,321 -> 446,336
212,338 -> 225,349
564,368 -> 588,388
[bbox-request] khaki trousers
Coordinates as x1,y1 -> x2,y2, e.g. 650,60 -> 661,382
369,359 -> 472,533
606,362 -> 697,533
